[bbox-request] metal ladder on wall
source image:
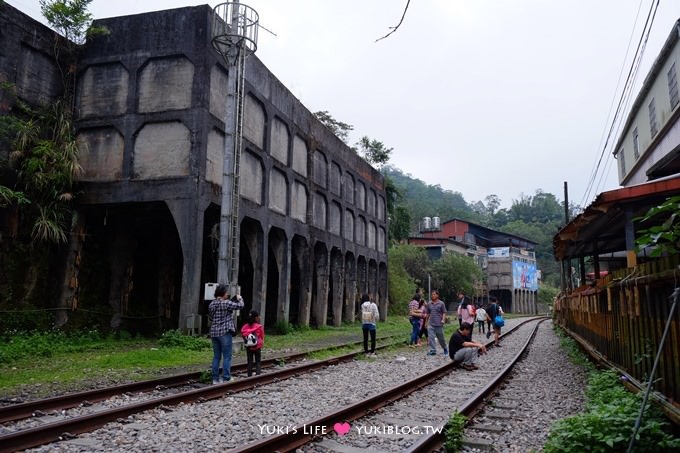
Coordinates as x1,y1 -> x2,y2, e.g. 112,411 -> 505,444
227,45 -> 247,287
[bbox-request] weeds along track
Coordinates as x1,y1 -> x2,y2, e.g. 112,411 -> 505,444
0,335 -> 405,452
0,334 -> 405,422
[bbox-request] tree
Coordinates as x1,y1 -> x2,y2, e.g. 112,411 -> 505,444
313,110 -> 353,144
389,244 -> 430,289
388,244 -> 430,314
389,205 -> 411,244
430,252 -> 483,304
382,165 -> 474,231
1,1 -> 100,244
471,194 -> 503,226
530,190 -> 564,224
40,0 -> 97,44
356,136 -> 392,168
39,1 -> 107,105
635,195 -> 680,256
508,193 -> 533,223
485,194 -> 501,216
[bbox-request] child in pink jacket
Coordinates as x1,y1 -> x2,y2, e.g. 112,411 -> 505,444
240,310 -> 264,376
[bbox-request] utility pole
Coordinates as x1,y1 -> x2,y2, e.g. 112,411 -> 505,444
211,2 -> 258,295
562,181 -> 569,293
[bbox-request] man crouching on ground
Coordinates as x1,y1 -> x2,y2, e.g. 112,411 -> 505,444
448,322 -> 487,370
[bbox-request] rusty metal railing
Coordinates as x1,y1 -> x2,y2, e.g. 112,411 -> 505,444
554,255 -> 680,417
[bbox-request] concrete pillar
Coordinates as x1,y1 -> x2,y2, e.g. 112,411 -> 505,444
157,225 -> 179,332
295,240 -> 312,327
277,238 -> 292,324
357,258 -> 368,301
252,231 -> 268,324
330,251 -> 344,327
313,245 -> 329,327
343,254 -> 356,322
107,221 -> 136,329
57,209 -> 86,327
378,262 -> 388,321
368,260 -> 378,300
166,199 -> 205,332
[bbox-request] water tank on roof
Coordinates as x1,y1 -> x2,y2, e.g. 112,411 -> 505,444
422,217 -> 432,231
432,216 -> 441,230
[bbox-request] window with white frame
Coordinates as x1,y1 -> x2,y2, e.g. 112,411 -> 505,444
632,127 -> 640,160
668,62 -> 679,109
649,98 -> 658,137
618,149 -> 626,179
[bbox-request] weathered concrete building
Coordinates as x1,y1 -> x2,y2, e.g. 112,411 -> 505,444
613,19 -> 680,188
1,4 -> 388,333
409,218 -> 538,314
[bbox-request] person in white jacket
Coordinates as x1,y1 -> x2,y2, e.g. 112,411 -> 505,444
475,306 -> 487,334
360,293 -> 379,356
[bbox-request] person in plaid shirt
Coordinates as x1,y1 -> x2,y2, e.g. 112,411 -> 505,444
408,294 -> 423,347
208,284 -> 244,384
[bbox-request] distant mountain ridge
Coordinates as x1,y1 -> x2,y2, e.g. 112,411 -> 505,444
382,165 -> 566,286
382,165 -> 477,230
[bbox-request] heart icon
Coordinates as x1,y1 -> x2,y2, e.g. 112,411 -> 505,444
333,422 -> 351,436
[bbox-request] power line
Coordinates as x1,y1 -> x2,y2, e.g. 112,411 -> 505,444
581,0 -> 645,207
595,10 -> 657,197
580,0 -> 660,207
595,0 -> 656,198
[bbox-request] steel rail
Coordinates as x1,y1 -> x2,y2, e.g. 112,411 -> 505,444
0,334 -> 402,424
231,317 -> 547,452
405,318 -> 546,452
0,340 -> 402,452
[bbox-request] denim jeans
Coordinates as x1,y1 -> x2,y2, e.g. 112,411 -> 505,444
409,318 -> 421,344
211,333 -> 233,381
362,324 -> 376,353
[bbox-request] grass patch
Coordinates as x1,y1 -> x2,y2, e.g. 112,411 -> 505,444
553,325 -> 595,369
0,315 -> 459,395
158,329 -> 211,351
443,411 -> 467,452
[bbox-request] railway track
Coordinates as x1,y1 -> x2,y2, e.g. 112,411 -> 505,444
0,335 -> 404,452
228,317 -> 546,452
0,333 -> 405,423
1,320 -> 548,452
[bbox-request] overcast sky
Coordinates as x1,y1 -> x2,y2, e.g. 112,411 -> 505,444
8,0 -> 680,209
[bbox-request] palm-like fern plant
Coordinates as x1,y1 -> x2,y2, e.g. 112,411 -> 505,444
9,98 -> 81,243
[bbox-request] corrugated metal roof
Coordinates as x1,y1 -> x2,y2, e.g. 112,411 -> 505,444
553,176 -> 680,260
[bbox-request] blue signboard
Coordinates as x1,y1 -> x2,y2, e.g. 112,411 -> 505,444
512,261 -> 538,290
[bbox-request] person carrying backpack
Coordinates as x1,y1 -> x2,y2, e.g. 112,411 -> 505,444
240,310 -> 265,376
360,294 -> 379,356
485,296 -> 504,347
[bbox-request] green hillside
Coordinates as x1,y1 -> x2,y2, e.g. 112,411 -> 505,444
383,165 -> 579,287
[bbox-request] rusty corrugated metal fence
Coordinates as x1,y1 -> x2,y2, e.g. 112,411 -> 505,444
555,255 -> 680,409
